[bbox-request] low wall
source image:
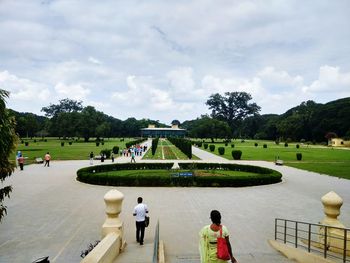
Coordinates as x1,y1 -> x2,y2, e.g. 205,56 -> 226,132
81,233 -> 120,263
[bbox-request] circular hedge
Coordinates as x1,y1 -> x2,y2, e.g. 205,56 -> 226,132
77,162 -> 282,187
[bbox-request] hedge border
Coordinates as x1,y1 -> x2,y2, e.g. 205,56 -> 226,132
76,162 -> 282,187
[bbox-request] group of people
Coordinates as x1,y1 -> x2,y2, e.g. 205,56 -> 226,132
121,145 -> 147,163
16,151 -> 51,170
133,197 -> 238,263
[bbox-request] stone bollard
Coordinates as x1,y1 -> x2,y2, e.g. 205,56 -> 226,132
319,191 -> 349,256
102,189 -> 126,250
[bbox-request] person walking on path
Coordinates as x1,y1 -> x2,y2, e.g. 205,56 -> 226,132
89,151 -> 94,165
111,153 -> 115,163
18,154 -> 25,171
133,197 -> 148,245
44,152 -> 51,167
199,210 -> 238,263
130,148 -> 136,163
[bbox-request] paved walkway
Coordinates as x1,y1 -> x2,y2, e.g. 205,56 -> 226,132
0,145 -> 349,263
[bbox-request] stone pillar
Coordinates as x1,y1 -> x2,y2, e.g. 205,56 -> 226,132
319,191 -> 349,256
101,189 -> 126,250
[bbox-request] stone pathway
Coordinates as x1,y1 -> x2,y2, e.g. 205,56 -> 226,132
0,145 -> 349,263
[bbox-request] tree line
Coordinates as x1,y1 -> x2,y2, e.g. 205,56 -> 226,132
8,94 -> 350,143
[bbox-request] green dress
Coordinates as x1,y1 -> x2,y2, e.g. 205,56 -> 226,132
199,224 -> 229,263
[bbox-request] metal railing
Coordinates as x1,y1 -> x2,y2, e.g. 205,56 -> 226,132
153,220 -> 160,263
275,218 -> 349,262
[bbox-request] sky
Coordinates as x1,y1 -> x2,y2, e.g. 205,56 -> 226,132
1,0 -> 350,125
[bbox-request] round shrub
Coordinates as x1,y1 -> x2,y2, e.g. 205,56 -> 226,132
96,142 -> 100,146
61,142 -> 64,147
284,142 -> 288,147
209,145 -> 215,152
263,144 -> 267,148
254,143 -> 258,147
275,140 -> 279,145
296,144 -> 300,149
112,146 -> 119,154
101,142 -> 105,145
25,142 -> 29,146
69,141 -> 73,145
218,147 -> 225,155
296,153 -> 302,161
232,150 -> 242,160
231,144 -> 235,148
197,141 -> 203,147
34,139 -> 37,143
204,143 -> 208,149
225,143 -> 228,146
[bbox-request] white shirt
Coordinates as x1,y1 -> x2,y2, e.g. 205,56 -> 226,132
133,203 -> 148,222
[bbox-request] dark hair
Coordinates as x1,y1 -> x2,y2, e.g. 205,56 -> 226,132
210,210 -> 221,225
137,197 -> 143,203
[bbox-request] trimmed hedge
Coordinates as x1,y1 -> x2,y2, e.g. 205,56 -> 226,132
218,147 -> 225,155
76,162 -> 282,187
296,153 -> 302,161
232,150 -> 242,160
204,143 -> 208,149
209,145 -> 215,152
168,137 -> 192,159
112,146 -> 119,154
152,137 -> 159,155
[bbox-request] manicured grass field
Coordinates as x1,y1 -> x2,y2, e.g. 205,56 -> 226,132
12,138 -> 138,163
142,138 -> 199,160
198,139 -> 350,179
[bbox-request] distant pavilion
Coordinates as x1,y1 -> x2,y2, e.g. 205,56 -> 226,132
140,120 -> 186,138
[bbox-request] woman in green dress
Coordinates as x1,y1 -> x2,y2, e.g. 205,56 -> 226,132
199,210 -> 238,263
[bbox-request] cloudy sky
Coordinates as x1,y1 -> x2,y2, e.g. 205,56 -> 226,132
1,0 -> 349,124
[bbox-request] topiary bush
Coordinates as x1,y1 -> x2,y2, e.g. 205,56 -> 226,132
218,147 -> 225,155
284,142 -> 288,147
296,144 -> 300,149
96,142 -> 100,146
204,143 -> 208,149
112,146 -> 119,154
209,145 -> 215,152
25,141 -> 29,146
69,141 -> 73,145
263,144 -> 267,148
296,153 -> 302,161
61,142 -> 64,147
231,144 -> 235,148
232,150 -> 242,160
254,142 -> 258,147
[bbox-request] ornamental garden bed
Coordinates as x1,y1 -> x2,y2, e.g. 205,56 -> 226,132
76,162 -> 282,187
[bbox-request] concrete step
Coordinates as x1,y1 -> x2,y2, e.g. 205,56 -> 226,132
114,241 -> 154,263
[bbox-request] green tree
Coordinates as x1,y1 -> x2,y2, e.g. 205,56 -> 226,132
206,92 -> 260,136
0,89 -> 18,222
41,98 -> 83,117
188,115 -> 232,140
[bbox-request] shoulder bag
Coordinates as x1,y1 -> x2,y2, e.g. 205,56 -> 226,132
217,225 -> 230,260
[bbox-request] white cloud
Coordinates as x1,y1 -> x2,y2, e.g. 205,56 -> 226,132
0,70 -> 50,101
303,65 -> 350,93
88,56 -> 102,65
54,82 -> 90,101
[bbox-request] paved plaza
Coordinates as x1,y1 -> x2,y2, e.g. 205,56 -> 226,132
0,145 -> 349,263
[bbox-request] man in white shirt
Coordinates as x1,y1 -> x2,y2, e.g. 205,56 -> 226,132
133,197 -> 148,245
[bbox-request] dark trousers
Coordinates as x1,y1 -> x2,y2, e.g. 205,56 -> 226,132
44,160 -> 50,167
136,221 -> 146,243
19,163 -> 24,170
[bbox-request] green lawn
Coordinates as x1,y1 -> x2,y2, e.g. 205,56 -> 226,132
12,138 -> 137,163
199,140 -> 350,179
142,139 -> 199,160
